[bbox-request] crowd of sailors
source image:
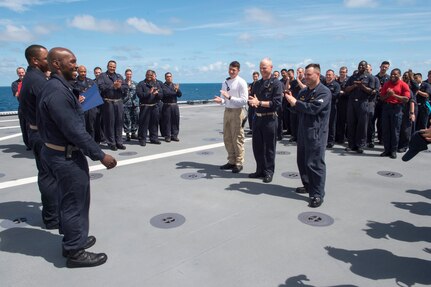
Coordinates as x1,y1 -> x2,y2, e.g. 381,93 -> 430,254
7,43 -> 431,268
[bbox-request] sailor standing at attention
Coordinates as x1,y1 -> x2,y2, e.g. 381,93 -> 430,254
285,63 -> 331,208
38,47 -> 117,268
19,44 -> 59,229
214,61 -> 248,173
248,58 -> 282,183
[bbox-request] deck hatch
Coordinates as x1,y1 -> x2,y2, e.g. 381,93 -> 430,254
150,213 -> 186,229
281,171 -> 300,179
377,171 -> 403,178
298,212 -> 334,227
180,172 -> 205,180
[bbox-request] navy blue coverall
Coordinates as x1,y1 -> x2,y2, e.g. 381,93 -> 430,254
97,72 -> 127,147
346,73 -> 376,150
19,66 -> 58,228
292,83 -> 331,200
161,82 -> 182,140
38,74 -> 105,252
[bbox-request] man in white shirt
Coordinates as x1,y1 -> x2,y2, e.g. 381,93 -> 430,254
214,61 -> 248,173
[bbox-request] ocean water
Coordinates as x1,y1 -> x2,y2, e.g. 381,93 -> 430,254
0,83 -> 222,112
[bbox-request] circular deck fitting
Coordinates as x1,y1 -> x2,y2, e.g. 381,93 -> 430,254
202,138 -> 222,142
150,213 -> 186,229
298,212 -> 334,227
196,151 -> 214,156
118,151 -> 138,156
377,171 -> 403,178
90,173 -> 104,180
276,151 -> 291,155
180,172 -> 205,180
0,173 -> 5,178
281,171 -> 300,179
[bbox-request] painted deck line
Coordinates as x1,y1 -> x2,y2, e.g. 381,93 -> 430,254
0,139 -> 250,190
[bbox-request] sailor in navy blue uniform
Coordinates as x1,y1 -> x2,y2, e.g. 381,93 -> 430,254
97,60 -> 128,151
19,44 -> 59,229
323,69 -> 340,148
161,72 -> 182,142
415,73 -> 431,131
335,66 -> 349,144
136,70 -> 164,146
285,64 -> 331,208
248,58 -> 282,183
366,64 -> 380,148
73,65 -> 98,140
38,47 -> 117,268
345,61 -> 376,153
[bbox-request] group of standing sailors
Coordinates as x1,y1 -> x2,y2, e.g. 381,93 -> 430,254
10,44 -> 182,268
215,58 -> 431,209
248,60 -> 431,160
9,43 -> 431,268
74,61 -> 183,150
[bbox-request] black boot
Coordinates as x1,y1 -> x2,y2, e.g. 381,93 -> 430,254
66,249 -> 107,268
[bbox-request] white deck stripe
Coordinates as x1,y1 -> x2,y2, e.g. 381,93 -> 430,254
0,125 -> 20,130
0,133 -> 22,141
0,139 -> 251,190
0,119 -> 19,123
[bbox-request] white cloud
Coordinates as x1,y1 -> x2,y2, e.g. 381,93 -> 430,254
245,8 -> 275,25
238,32 -> 253,43
244,61 -> 255,69
175,22 -> 237,31
344,0 -> 378,8
68,14 -> 120,33
0,24 -> 35,42
127,17 -> 171,35
161,64 -> 171,70
0,0 -> 81,12
199,61 -> 226,72
34,25 -> 52,35
278,59 -> 313,70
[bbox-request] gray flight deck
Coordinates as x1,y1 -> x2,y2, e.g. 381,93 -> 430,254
0,104 -> 430,287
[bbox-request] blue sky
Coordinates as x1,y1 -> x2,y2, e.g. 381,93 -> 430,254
1,0 -> 431,86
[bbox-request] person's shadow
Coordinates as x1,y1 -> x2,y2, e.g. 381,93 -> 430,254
406,189 -> 431,200
364,220 -> 431,243
325,246 -> 431,287
278,274 -> 358,287
226,181 -> 308,202
176,161 -> 249,179
391,201 -> 431,216
0,201 -> 45,228
0,227 -> 64,267
0,144 -> 34,159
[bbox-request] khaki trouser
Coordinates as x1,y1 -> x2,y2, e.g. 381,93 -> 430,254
223,108 -> 245,165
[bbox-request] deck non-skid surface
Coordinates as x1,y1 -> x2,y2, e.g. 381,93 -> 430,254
0,104 -> 430,287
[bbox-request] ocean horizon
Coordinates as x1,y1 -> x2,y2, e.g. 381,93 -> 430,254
0,83 -> 223,112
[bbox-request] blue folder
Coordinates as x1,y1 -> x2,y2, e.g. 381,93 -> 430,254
81,85 -> 103,112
